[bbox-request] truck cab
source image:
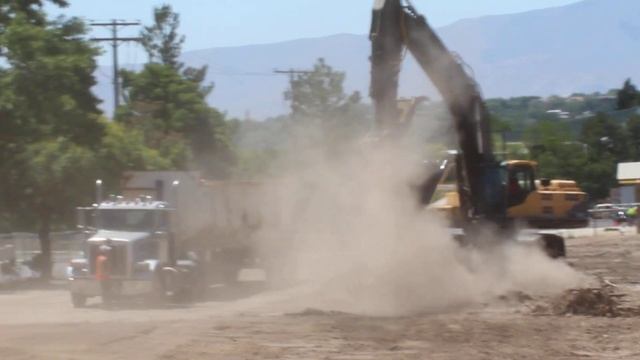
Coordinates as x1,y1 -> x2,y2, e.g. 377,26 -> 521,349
68,198 -> 179,307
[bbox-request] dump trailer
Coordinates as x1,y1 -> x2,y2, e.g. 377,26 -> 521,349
67,171 -> 289,307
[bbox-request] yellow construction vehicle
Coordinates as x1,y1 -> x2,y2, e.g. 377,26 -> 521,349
370,0 -> 589,257
429,159 -> 589,229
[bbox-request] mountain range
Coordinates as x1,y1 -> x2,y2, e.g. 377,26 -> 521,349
94,0 -> 640,119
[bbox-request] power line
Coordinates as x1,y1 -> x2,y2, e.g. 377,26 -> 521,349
90,20 -> 142,115
273,68 -> 314,80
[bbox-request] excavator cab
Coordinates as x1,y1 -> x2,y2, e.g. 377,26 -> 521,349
504,161 -> 536,208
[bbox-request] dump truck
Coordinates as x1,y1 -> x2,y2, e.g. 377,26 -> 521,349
67,171 -> 290,307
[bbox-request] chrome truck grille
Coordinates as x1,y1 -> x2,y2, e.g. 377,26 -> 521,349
88,243 -> 127,277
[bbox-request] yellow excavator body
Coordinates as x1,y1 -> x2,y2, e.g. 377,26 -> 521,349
430,160 -> 589,229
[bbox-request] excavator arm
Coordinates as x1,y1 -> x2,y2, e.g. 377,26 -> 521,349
370,0 -> 504,224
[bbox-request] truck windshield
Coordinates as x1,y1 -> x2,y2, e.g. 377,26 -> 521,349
99,210 -> 154,232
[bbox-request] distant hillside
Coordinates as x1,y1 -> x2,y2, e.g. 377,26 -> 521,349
94,0 -> 640,119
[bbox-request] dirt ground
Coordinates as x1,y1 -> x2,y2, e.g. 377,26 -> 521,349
2,233 -> 640,360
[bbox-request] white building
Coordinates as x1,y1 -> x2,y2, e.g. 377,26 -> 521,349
616,162 -> 640,203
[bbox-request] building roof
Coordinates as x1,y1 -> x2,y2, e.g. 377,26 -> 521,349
617,162 -> 640,184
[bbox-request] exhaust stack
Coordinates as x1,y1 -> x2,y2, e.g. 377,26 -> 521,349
95,179 -> 103,204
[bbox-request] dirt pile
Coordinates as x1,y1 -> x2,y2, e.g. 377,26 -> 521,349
551,287 -> 622,317
533,283 -> 640,317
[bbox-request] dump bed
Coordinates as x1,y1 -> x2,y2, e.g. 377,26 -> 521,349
121,171 -> 290,250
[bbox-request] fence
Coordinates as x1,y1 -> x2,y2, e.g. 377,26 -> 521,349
588,205 -> 639,236
0,231 -> 86,279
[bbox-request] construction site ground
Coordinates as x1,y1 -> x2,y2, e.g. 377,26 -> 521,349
2,232 -> 640,360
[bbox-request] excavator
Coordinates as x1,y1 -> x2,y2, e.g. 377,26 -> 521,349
369,0 -> 589,257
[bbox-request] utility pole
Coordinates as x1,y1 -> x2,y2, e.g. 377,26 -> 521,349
90,20 -> 142,114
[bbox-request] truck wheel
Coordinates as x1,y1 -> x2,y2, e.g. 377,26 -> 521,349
152,266 -> 181,304
71,293 -> 87,308
540,234 -> 566,259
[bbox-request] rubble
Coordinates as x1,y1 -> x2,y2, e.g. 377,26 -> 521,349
551,287 -> 622,317
532,281 -> 640,318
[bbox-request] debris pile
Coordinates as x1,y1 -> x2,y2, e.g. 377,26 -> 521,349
551,287 -> 622,317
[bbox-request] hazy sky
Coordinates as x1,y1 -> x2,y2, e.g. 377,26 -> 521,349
48,0 -> 581,64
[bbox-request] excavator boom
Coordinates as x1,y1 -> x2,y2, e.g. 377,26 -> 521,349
370,0 -> 504,224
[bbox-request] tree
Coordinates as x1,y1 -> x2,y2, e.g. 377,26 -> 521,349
617,78 -> 638,110
98,121 -> 172,186
282,58 -> 367,155
140,4 -> 185,70
577,113 -> 630,200
491,114 -> 512,155
0,10 -> 103,278
0,0 -> 67,29
580,112 -> 629,161
119,5 -> 233,179
284,58 -> 361,118
627,114 -> 640,161
524,120 -> 586,181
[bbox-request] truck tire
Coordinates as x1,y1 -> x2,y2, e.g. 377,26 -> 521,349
71,293 -> 87,308
540,234 -> 566,259
153,266 -> 182,304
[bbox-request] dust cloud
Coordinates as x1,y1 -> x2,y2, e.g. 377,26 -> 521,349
255,118 -> 587,317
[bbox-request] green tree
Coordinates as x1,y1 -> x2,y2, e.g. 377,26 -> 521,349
0,9 -> 103,278
491,114 -> 512,156
0,0 -> 67,30
524,120 -> 587,181
98,121 -> 172,185
284,58 -> 361,118
282,58 -> 367,155
140,4 -> 184,70
577,113 -> 629,200
617,78 -> 638,110
627,114 -> 640,161
119,5 -> 233,179
580,112 -> 629,161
